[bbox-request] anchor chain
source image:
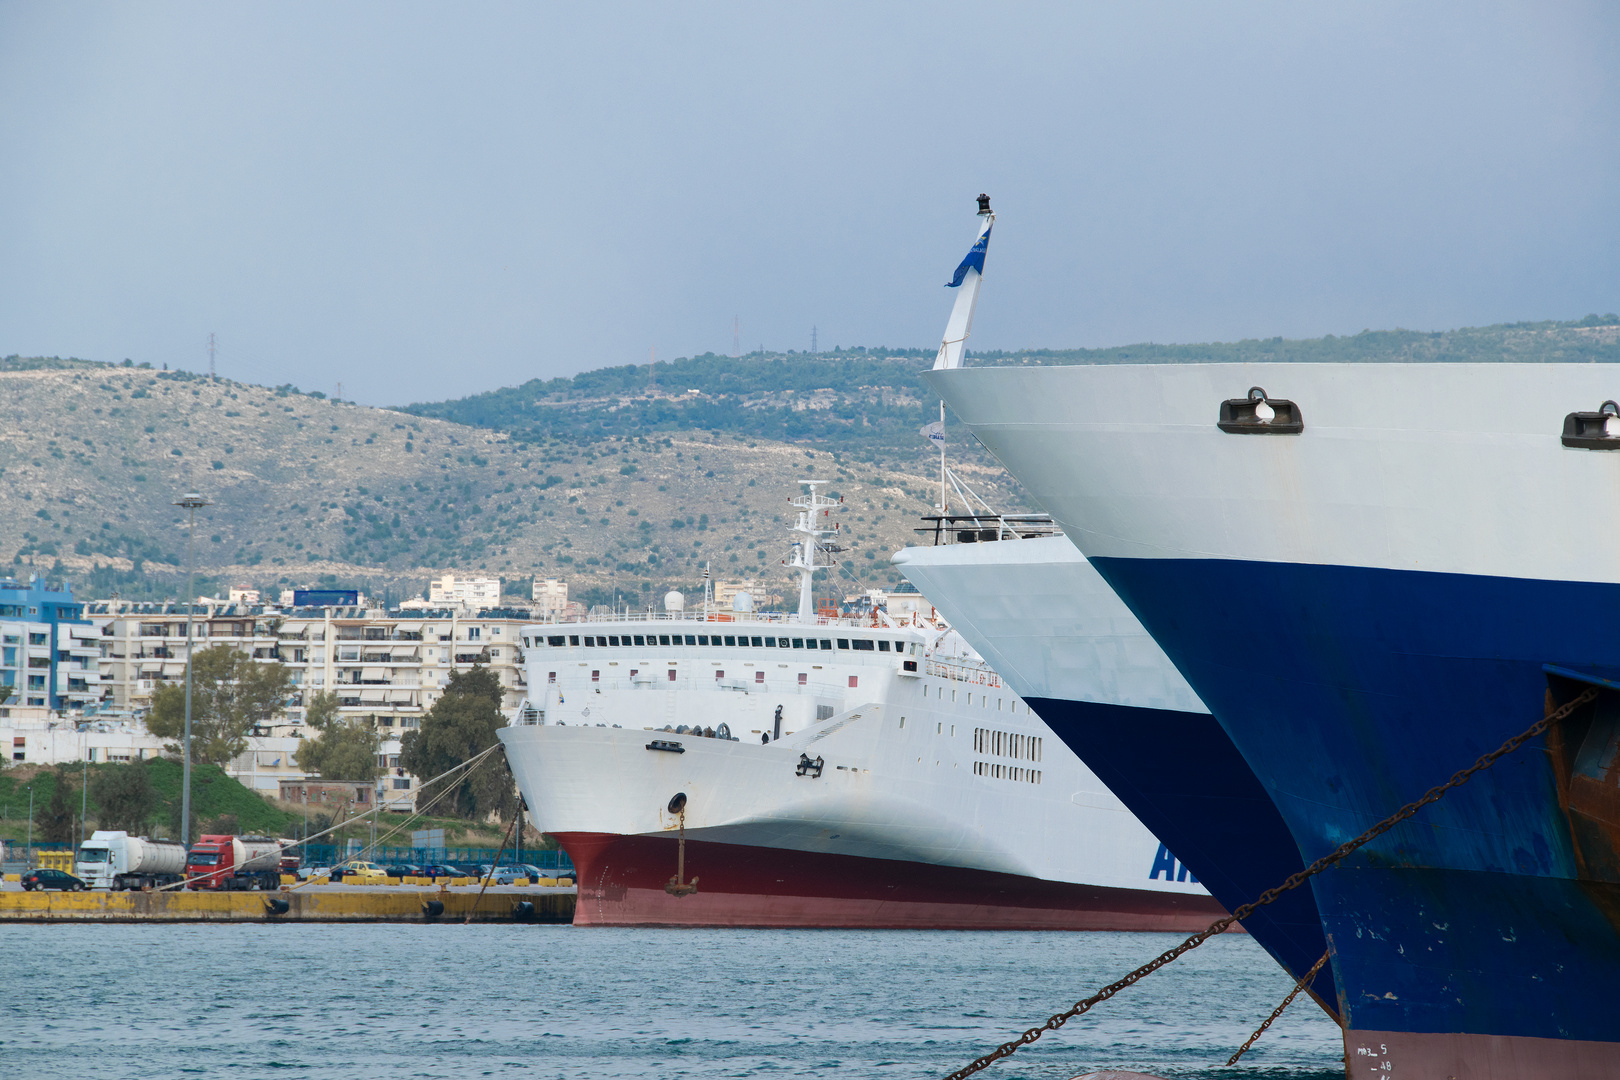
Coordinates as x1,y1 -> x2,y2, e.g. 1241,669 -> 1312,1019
942,685 -> 1600,1080
664,792 -> 698,897
1227,949 -> 1331,1065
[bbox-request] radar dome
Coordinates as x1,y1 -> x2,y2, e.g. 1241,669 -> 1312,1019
663,590 -> 685,612
732,591 -> 755,613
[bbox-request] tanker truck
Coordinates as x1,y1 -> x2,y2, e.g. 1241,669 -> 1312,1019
186,834 -> 283,890
75,830 -> 187,890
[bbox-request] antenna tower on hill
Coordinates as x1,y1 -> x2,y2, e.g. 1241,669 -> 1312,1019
208,332 -> 216,381
810,326 -> 817,355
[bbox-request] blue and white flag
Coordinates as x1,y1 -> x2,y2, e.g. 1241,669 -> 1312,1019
946,223 -> 992,288
920,420 -> 945,447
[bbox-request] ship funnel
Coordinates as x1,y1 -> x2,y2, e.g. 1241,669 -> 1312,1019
664,590 -> 685,612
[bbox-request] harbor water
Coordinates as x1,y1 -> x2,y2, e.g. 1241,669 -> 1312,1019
0,925 -> 1342,1078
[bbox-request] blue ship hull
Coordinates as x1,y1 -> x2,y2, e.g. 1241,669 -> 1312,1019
1092,556 -> 1620,1043
1027,697 -> 1338,1013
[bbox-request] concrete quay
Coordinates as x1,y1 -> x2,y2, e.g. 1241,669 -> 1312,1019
0,883 -> 576,923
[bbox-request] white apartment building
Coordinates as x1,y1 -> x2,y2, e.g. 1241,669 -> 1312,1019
531,578 -> 568,617
428,574 -> 501,609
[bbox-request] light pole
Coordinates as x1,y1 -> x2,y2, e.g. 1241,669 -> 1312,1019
26,786 -> 33,861
81,754 -> 88,852
175,492 -> 211,848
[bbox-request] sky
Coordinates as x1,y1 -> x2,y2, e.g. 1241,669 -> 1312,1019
2,2 -> 1617,406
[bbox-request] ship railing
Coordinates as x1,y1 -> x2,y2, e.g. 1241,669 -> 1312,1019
518,611 -> 874,628
914,513 -> 1061,546
924,657 -> 1004,689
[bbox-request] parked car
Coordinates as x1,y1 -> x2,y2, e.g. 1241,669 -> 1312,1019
22,868 -> 87,892
424,864 -> 476,880
385,864 -> 423,879
519,864 -> 549,881
299,866 -> 331,881
330,860 -> 388,883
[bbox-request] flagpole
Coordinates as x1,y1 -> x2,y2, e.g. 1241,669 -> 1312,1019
938,401 -> 948,515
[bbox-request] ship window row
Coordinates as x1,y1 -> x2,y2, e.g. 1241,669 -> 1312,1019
526,633 -> 908,653
973,761 -> 1041,783
973,728 -> 1042,762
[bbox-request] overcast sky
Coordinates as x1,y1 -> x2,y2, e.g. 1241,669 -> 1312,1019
2,3 -> 1617,405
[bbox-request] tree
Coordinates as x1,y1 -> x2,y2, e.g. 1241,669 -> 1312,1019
400,665 -> 515,821
146,645 -> 294,766
294,691 -> 380,782
34,766 -> 76,844
90,761 -> 159,833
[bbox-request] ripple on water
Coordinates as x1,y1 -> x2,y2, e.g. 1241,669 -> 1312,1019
0,924 -> 1342,1079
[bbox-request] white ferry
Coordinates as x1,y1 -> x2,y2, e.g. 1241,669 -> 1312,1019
497,483 -> 1222,928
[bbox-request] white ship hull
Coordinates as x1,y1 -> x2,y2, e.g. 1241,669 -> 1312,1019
499,615 -> 1222,928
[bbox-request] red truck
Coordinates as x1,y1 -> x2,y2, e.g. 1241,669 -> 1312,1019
186,835 -> 284,891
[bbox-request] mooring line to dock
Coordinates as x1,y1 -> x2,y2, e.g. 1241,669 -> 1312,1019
941,686 -> 1599,1080
153,742 -> 506,893
1227,949 -> 1331,1065
464,807 -> 520,922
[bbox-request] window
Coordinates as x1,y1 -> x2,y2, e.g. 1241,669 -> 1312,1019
467,627 -> 481,640
591,670 -> 600,682
798,672 -> 807,685
608,635 -> 619,646
792,638 -> 804,649
751,636 -> 763,647
634,635 -> 645,646
569,635 -> 580,646
27,675 -> 44,689
548,672 -> 556,683
724,636 -> 736,647
548,636 -> 565,647
837,639 -> 850,650
585,636 -> 596,647
659,635 -> 671,645
852,639 -> 874,652
765,637 -> 776,647
896,641 -> 907,653
819,639 -> 832,650
877,641 -> 890,652
28,633 -> 47,645
755,671 -> 764,683
684,635 -> 697,645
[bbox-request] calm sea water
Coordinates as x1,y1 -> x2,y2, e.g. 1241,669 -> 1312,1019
0,925 -> 1342,1079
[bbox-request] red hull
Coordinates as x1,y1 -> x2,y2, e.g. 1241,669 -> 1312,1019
555,831 -> 1231,931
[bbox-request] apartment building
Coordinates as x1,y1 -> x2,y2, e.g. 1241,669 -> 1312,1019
0,577 -> 100,716
531,578 -> 568,618
427,574 -> 500,609
87,599 -> 281,714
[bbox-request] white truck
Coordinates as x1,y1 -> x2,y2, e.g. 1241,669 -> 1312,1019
75,830 -> 188,890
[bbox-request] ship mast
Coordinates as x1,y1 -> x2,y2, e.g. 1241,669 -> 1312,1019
930,194 -> 995,515
788,480 -> 841,623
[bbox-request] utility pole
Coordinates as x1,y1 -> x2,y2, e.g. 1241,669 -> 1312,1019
174,492 -> 211,848
208,332 -> 216,382
26,787 -> 33,859
810,326 -> 817,355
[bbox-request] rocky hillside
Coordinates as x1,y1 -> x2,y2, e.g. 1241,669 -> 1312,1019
0,360 -> 1010,605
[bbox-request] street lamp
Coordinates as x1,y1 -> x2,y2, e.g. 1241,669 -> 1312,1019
174,492 -> 211,848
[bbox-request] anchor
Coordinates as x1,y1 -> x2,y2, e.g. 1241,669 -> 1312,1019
664,791 -> 699,897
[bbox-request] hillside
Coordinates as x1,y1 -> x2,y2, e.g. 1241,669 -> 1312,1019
7,314 -> 1616,607
400,316 -> 1620,453
0,359 -> 997,605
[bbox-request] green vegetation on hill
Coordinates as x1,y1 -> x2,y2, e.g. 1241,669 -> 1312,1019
402,316 -> 1620,456
0,760 -> 296,842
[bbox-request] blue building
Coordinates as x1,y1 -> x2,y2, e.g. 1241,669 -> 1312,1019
0,577 -> 100,712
